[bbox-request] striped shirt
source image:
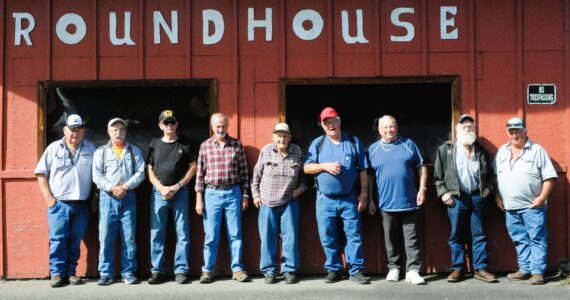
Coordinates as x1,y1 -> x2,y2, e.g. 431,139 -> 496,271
251,143 -> 307,207
195,135 -> 249,194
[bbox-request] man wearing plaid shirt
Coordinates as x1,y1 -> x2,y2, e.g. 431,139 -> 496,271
195,113 -> 250,283
252,123 -> 307,284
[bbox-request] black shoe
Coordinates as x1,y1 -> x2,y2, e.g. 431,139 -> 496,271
68,275 -> 83,285
349,271 -> 370,284
264,273 -> 276,284
284,272 -> 298,284
175,273 -> 190,284
148,272 -> 166,285
50,274 -> 64,288
324,271 -> 342,283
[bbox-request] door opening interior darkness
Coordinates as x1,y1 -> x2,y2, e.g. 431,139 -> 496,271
285,82 -> 452,163
41,82 -> 213,157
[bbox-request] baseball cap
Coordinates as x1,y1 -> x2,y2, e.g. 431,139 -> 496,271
273,123 -> 291,134
319,107 -> 339,122
107,117 -> 127,128
458,114 -> 474,124
506,117 -> 525,129
66,114 -> 84,129
159,110 -> 177,122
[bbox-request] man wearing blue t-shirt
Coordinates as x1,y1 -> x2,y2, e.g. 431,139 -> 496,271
304,107 -> 370,284
368,115 -> 427,285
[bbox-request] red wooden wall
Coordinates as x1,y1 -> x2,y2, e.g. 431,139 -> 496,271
0,0 -> 569,278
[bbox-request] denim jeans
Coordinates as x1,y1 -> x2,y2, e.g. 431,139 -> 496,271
316,192 -> 364,275
258,199 -> 300,276
150,186 -> 190,274
506,207 -> 548,275
202,185 -> 244,273
381,209 -> 422,272
98,191 -> 137,277
47,200 -> 90,277
447,193 -> 488,271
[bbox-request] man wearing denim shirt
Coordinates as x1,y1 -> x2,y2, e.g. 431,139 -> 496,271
93,118 -> 146,285
195,113 -> 250,283
304,107 -> 370,284
494,117 -> 557,285
35,114 -> 95,288
252,123 -> 307,284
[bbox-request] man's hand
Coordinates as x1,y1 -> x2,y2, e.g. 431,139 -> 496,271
159,185 -> 174,200
368,200 -> 376,215
482,188 -> 490,198
495,195 -> 505,212
110,185 -> 128,199
357,192 -> 368,213
324,162 -> 342,176
417,189 -> 426,206
253,198 -> 262,208
529,195 -> 546,209
195,193 -> 204,215
291,188 -> 302,199
241,196 -> 249,211
46,196 -> 57,208
442,192 -> 455,207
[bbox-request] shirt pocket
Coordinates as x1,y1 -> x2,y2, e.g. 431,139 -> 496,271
53,154 -> 71,171
518,156 -> 540,178
495,154 -> 509,174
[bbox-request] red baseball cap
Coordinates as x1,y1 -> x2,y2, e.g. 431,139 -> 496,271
319,107 -> 339,122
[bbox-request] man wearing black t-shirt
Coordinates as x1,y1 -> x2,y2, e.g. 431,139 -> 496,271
147,110 -> 197,284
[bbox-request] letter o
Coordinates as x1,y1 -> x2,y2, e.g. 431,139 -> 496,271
292,9 -> 324,41
56,13 -> 87,45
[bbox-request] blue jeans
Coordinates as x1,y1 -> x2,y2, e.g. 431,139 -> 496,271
150,186 -> 190,274
258,200 -> 300,275
98,191 -> 137,277
506,207 -> 548,275
202,185 -> 244,273
447,194 -> 488,271
316,192 -> 364,275
47,200 -> 90,277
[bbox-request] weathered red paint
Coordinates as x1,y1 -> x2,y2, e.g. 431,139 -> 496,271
1,0 -> 569,279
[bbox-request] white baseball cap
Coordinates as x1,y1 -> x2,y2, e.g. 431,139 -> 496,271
66,114 -> 84,129
273,123 -> 291,134
107,117 -> 127,128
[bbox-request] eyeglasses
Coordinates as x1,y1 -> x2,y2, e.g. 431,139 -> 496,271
162,120 -> 177,125
458,124 -> 475,131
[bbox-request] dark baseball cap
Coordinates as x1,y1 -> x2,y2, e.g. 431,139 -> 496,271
159,110 -> 177,122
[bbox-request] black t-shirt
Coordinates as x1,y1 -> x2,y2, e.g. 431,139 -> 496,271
147,135 -> 196,186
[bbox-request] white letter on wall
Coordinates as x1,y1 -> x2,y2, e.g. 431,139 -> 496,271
56,13 -> 87,45
109,12 -> 135,45
292,9 -> 324,41
154,11 -> 178,44
202,9 -> 224,45
13,12 -> 35,46
248,8 -> 273,41
341,9 -> 369,44
390,7 -> 415,42
440,6 -> 458,40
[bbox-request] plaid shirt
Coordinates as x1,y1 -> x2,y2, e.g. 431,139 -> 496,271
195,135 -> 249,194
251,143 -> 307,207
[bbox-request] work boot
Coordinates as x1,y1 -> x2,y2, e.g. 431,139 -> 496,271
147,272 -> 166,285
474,269 -> 498,283
232,270 -> 250,282
530,274 -> 545,285
175,273 -> 190,284
50,274 -> 64,288
324,271 -> 342,283
447,270 -> 463,282
349,271 -> 370,284
68,275 -> 83,285
507,271 -> 530,281
199,272 -> 213,284
264,273 -> 276,284
284,272 -> 298,284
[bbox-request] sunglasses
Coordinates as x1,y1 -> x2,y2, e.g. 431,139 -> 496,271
162,120 -> 177,125
506,121 -> 524,128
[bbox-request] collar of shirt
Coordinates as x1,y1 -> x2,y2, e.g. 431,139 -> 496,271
270,143 -> 290,157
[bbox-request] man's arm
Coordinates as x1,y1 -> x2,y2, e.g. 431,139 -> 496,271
357,170 -> 368,213
36,174 -> 56,207
530,178 -> 555,208
416,165 -> 428,205
148,165 -> 173,199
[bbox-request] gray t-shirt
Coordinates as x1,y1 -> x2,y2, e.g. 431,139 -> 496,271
493,139 -> 557,210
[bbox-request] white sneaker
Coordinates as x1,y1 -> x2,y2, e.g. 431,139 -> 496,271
386,269 -> 400,282
405,270 -> 425,285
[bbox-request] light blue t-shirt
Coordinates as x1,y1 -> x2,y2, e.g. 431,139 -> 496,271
367,137 -> 424,212
305,133 -> 368,197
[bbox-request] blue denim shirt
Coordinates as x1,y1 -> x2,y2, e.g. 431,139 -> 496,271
92,141 -> 146,193
35,138 -> 96,200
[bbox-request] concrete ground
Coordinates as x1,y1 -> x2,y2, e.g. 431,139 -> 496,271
1,273 -> 569,300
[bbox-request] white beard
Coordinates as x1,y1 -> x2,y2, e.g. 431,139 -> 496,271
457,131 -> 476,146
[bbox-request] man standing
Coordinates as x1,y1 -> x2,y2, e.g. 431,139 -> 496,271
35,114 -> 95,287
93,118 -> 146,285
304,107 -> 370,284
434,114 -> 497,283
367,115 -> 427,285
147,110 -> 197,284
195,113 -> 250,283
252,123 -> 307,284
494,117 -> 557,285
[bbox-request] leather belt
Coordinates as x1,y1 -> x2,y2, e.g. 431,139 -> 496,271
205,184 -> 235,190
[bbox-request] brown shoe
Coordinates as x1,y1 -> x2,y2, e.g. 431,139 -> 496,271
507,271 -> 530,281
447,270 -> 463,282
232,270 -> 250,282
199,272 -> 214,284
530,274 -> 544,285
474,269 -> 498,283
